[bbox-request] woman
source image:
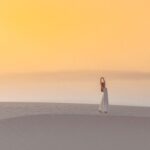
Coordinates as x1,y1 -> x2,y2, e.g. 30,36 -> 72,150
99,77 -> 109,113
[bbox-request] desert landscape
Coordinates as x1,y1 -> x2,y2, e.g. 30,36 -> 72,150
0,103 -> 150,150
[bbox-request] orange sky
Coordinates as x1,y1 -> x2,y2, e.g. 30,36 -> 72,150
0,0 -> 150,74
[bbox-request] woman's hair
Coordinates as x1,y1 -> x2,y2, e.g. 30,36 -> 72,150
100,77 -> 106,92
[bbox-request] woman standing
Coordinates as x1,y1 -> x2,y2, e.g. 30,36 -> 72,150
99,77 -> 109,113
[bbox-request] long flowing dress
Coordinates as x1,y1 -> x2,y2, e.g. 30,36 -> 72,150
99,88 -> 109,113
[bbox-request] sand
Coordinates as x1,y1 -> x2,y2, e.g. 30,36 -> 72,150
1,103 -> 150,120
0,103 -> 150,150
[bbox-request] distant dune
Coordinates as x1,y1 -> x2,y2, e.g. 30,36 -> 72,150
1,103 -> 150,120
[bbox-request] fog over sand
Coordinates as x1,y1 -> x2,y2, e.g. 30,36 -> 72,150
0,71 -> 150,106
0,114 -> 150,150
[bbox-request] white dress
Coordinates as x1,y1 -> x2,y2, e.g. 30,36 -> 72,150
99,88 -> 109,113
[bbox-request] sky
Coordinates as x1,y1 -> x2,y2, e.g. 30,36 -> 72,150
0,0 -> 150,74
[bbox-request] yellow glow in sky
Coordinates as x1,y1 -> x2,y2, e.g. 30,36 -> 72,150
0,0 -> 150,74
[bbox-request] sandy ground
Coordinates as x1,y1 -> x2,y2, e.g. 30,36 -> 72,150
0,114 -> 150,150
0,103 -> 150,150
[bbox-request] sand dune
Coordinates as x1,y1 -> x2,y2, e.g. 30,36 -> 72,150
0,103 -> 150,150
0,114 -> 150,150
